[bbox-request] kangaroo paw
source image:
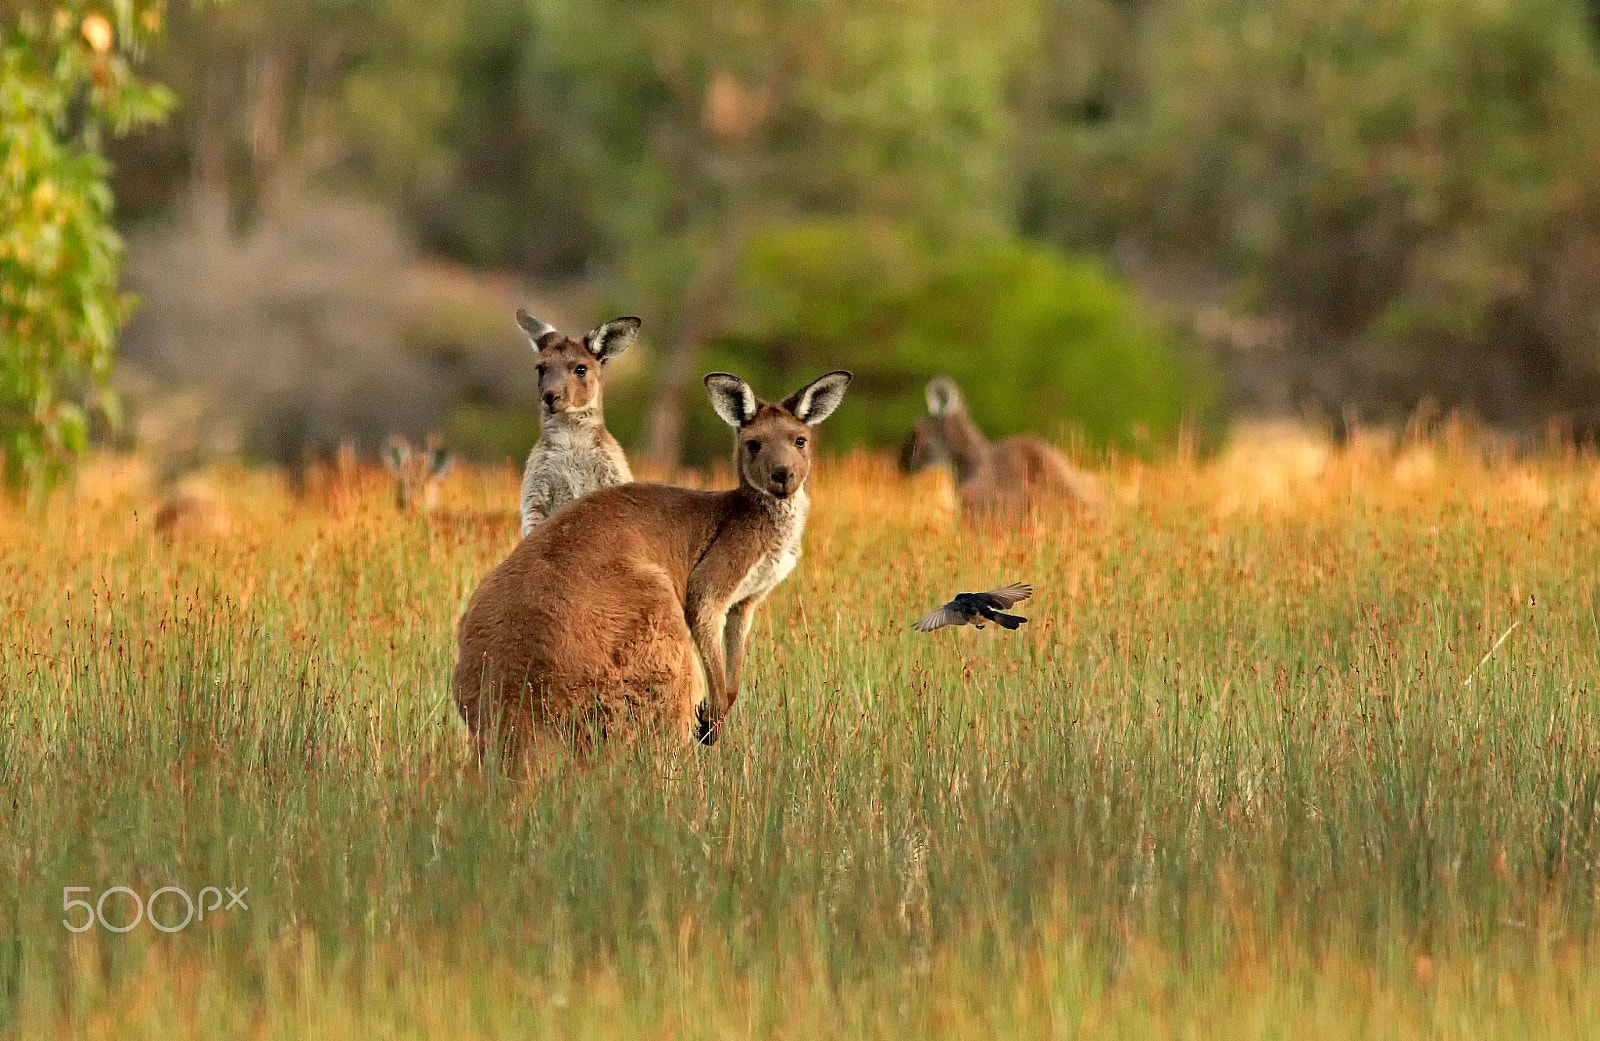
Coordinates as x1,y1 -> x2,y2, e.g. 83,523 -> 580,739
695,702 -> 719,746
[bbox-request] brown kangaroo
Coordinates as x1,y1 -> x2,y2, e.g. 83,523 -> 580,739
517,311 -> 638,536
383,434 -> 454,514
454,369 -> 852,758
153,484 -> 233,542
899,377 -> 1104,521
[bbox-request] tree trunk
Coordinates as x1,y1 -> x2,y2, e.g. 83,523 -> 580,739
189,60 -> 229,229
640,201 -> 749,470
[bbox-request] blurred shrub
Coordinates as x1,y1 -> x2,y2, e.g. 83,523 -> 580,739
0,3 -> 171,491
669,220 -> 1215,463
124,205 -> 630,473
121,196 -> 447,469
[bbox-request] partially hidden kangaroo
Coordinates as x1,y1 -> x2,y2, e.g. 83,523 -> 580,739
517,310 -> 639,536
455,370 -> 852,759
383,433 -> 454,514
899,376 -> 1105,521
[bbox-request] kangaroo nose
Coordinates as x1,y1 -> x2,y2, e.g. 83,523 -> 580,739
543,392 -> 560,411
771,466 -> 791,487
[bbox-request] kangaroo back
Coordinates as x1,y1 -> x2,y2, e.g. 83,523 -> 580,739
992,437 -> 1106,512
906,376 -> 1105,522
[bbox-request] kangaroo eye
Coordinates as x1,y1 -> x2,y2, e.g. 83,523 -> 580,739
745,440 -> 761,455
795,436 -> 808,449
574,364 -> 588,377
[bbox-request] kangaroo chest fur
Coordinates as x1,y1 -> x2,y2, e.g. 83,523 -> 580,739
731,491 -> 809,604
521,418 -> 631,532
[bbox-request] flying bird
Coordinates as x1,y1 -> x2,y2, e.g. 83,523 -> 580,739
913,583 -> 1033,632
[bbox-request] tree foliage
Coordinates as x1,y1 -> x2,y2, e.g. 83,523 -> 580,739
1,2 -> 171,490
1030,0 -> 1600,425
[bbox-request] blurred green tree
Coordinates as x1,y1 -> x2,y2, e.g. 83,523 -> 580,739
1029,0 -> 1600,426
1,2 -> 172,491
107,0 -> 461,229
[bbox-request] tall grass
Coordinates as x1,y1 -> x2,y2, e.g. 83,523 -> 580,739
5,437 -> 1600,1037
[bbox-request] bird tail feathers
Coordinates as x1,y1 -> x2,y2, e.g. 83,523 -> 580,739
990,611 -> 1027,630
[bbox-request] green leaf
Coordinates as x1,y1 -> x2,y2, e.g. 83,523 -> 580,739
0,1 -> 172,494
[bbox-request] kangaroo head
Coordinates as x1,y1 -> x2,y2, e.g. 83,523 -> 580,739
901,376 -> 986,474
517,310 -> 640,420
925,376 -> 963,417
705,370 -> 853,500
383,433 -> 454,514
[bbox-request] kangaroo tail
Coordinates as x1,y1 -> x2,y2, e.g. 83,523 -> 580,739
990,611 -> 1027,630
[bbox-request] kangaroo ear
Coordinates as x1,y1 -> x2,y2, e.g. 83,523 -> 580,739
586,316 -> 641,363
785,370 -> 852,426
516,309 -> 558,350
429,448 -> 454,480
705,373 -> 758,428
382,435 -> 411,473
926,376 -> 962,417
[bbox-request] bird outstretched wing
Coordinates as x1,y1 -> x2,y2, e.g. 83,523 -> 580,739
978,583 -> 1033,609
913,606 -> 963,632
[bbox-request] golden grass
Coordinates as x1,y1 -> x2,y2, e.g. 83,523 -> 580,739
6,432 -> 1600,1038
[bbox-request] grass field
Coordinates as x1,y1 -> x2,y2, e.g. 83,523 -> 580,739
6,430 -> 1600,1038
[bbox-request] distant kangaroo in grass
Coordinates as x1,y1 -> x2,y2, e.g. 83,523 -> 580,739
383,434 -> 454,514
455,370 -> 852,759
516,310 -> 639,536
899,377 -> 1105,522
153,483 -> 232,542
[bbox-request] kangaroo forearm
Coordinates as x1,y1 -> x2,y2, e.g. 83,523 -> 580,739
686,562 -> 738,707
722,607 -> 747,690
688,606 -> 730,711
722,596 -> 763,710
